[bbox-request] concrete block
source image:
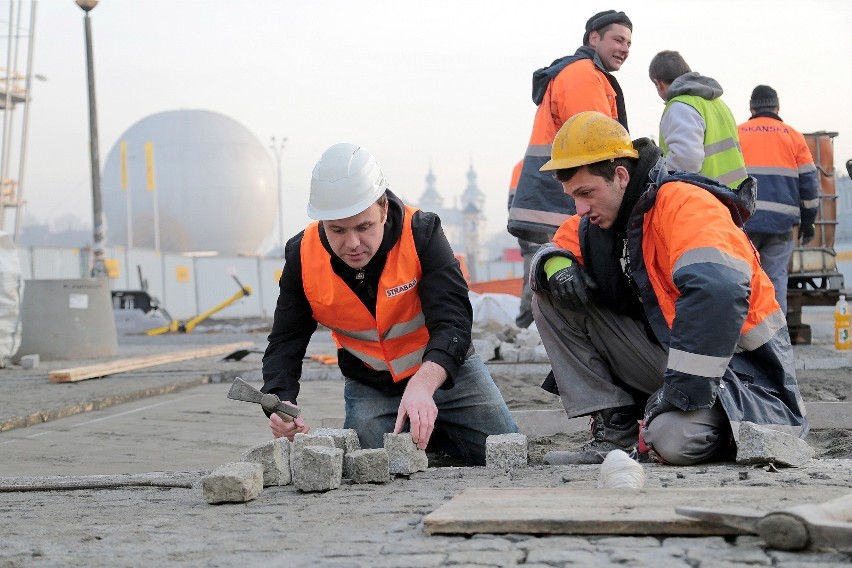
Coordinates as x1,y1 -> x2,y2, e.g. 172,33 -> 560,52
486,433 -> 528,470
20,354 -> 39,369
736,422 -> 815,467
384,433 -> 428,475
241,439 -> 290,486
202,461 -> 264,504
293,446 -> 343,492
345,448 -> 390,484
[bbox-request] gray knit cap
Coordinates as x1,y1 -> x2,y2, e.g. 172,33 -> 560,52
750,85 -> 779,110
583,10 -> 632,45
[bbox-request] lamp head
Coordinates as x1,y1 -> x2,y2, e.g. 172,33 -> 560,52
75,0 -> 98,12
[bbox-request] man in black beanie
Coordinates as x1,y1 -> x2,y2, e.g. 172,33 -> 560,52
508,9 -> 632,326
738,85 -> 819,314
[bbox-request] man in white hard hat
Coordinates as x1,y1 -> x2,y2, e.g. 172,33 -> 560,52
261,143 -> 517,465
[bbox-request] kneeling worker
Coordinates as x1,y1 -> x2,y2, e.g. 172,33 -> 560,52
530,112 -> 808,465
261,143 -> 517,466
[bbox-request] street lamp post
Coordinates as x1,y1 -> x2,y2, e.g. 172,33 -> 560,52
76,0 -> 106,278
269,136 -> 287,249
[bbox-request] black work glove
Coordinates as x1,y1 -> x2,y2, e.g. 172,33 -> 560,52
643,388 -> 680,428
800,224 -> 815,244
547,260 -> 597,311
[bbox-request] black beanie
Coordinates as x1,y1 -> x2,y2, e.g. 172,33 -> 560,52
583,10 -> 632,45
750,85 -> 779,110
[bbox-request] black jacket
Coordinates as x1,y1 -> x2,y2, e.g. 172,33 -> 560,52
261,191 -> 472,404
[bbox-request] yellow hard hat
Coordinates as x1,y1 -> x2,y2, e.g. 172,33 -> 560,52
539,111 -> 638,172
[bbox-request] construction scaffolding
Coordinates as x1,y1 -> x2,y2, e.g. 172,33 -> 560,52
0,0 -> 38,241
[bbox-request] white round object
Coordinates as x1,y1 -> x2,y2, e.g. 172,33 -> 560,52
308,143 -> 388,220
102,109 -> 276,254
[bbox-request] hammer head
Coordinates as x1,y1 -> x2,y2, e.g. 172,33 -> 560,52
227,377 -> 301,421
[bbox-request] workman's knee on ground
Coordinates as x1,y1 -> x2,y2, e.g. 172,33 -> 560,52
642,406 -> 733,466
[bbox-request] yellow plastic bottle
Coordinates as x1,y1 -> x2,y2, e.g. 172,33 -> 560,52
834,294 -> 851,350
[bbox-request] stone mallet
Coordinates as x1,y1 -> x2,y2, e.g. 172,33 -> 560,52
227,377 -> 301,423
677,493 -> 852,551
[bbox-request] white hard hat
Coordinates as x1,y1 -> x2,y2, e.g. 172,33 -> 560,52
307,143 -> 389,220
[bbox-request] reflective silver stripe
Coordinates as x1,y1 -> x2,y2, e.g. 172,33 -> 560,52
801,198 -> 820,209
668,347 -> 730,378
705,138 -> 739,154
389,347 -> 425,376
718,167 -> 749,186
798,163 -> 817,174
525,144 -> 552,157
343,346 -> 389,371
330,327 -> 379,341
508,207 -> 571,227
745,165 -> 798,178
755,200 -> 801,216
383,312 -> 425,341
674,247 -> 753,280
738,309 -> 787,351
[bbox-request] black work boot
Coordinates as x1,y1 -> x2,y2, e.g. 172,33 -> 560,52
544,405 -> 640,465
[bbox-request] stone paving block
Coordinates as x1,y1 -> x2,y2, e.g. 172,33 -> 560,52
202,461 -> 263,504
472,338 -> 498,361
736,421 -> 815,467
311,428 -> 361,453
485,433 -> 528,470
20,354 -> 39,369
345,448 -> 390,484
514,327 -> 541,348
499,342 -> 520,362
240,439 -> 290,486
293,445 -> 343,492
384,433 -> 428,475
289,432 -> 335,476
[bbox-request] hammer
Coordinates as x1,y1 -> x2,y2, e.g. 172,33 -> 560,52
677,493 -> 852,551
227,377 -> 301,423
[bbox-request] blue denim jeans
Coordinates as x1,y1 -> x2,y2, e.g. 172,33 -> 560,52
343,354 -> 518,466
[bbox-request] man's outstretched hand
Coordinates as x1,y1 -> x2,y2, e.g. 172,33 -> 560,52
393,361 -> 447,450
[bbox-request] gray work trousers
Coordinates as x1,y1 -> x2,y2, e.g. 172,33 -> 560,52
532,292 -> 733,465
748,231 -> 794,315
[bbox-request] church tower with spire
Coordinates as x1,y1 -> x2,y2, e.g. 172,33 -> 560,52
417,166 -> 443,212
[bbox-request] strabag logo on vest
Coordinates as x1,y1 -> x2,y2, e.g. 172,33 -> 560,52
386,278 -> 418,298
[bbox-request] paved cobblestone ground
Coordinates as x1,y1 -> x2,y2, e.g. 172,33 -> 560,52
2,461 -> 850,566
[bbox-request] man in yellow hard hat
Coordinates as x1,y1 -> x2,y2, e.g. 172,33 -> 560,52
261,143 -> 517,466
529,111 -> 807,465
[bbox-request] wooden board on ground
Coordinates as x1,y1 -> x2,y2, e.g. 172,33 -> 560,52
423,486 -> 847,536
48,342 -> 254,383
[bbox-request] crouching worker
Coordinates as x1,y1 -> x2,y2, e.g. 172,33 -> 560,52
530,111 -> 808,466
261,143 -> 517,466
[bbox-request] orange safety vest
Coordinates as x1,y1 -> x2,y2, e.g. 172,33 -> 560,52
301,206 -> 429,382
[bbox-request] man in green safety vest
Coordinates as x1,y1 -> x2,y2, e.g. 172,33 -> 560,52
649,50 -> 747,189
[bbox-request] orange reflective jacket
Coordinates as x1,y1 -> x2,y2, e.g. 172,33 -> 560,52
301,206 -> 428,382
509,48 -> 626,243
507,159 -> 523,211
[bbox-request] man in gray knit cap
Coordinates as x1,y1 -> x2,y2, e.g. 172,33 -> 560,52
509,9 -> 632,327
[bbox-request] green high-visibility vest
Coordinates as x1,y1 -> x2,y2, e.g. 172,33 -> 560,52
660,95 -> 748,188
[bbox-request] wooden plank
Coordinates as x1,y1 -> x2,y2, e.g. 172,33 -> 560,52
423,486 -> 847,536
48,342 -> 254,383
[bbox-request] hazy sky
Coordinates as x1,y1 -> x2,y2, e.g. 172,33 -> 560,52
6,0 -> 852,245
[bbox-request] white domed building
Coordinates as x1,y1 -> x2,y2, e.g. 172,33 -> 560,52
101,109 -> 276,254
